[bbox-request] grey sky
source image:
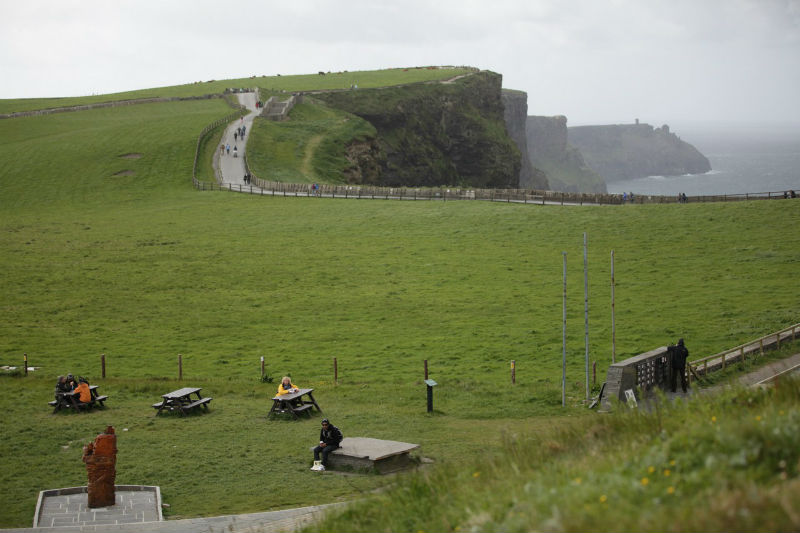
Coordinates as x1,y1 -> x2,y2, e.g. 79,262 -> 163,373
2,0 -> 798,126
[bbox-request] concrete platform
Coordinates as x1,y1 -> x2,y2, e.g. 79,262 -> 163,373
32,485 -> 161,528
324,437 -> 420,474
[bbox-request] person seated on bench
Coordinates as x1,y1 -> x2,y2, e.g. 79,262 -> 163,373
277,376 -> 301,406
66,374 -> 78,391
54,376 -> 70,400
277,376 -> 299,395
74,378 -> 92,404
311,419 -> 343,471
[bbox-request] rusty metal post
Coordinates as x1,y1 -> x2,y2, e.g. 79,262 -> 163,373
424,360 -> 428,380
101,354 -> 106,379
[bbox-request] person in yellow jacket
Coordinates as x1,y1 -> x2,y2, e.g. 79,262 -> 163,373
277,376 -> 299,396
74,379 -> 92,403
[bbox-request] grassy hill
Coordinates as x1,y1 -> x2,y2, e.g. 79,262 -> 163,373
0,66 -> 476,115
0,69 -> 798,529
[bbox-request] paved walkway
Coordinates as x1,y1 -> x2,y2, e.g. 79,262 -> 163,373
216,93 -> 265,191
0,503 -> 343,533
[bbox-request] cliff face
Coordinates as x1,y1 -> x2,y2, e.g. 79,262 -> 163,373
502,90 -> 548,190
314,71 -> 521,189
526,116 -> 606,193
568,123 -> 711,181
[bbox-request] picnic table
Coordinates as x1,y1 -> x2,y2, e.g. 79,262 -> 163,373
152,387 -> 212,416
49,385 -> 108,414
268,388 -> 322,420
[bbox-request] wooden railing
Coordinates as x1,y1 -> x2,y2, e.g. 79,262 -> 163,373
602,323 -> 799,407
200,172 -> 800,205
689,323 -> 800,378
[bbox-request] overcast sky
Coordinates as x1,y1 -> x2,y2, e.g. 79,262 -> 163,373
2,0 -> 798,126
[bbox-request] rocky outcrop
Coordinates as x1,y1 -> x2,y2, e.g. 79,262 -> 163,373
568,122 -> 711,181
314,71 -> 521,189
526,116 -> 606,193
502,90 -> 548,190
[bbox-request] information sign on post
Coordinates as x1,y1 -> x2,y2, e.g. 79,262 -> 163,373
424,379 -> 437,413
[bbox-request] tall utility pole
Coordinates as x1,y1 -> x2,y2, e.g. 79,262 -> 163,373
611,250 -> 616,364
562,252 -> 567,407
584,233 -> 589,403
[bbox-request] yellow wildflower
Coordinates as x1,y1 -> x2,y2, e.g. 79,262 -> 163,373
669,459 -> 676,466
667,486 -> 675,495
641,477 -> 650,486
711,416 -> 717,423
648,466 -> 655,474
599,495 -> 607,503
473,472 -> 480,478
663,469 -> 671,477
574,477 -> 582,485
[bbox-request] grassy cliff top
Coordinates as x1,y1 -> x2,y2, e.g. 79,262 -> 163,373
0,66 -> 477,114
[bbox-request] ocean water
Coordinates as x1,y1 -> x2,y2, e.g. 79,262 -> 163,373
605,123 -> 800,197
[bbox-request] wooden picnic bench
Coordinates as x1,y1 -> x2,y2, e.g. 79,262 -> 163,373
153,387 -> 212,416
268,388 -> 322,420
49,385 -> 108,414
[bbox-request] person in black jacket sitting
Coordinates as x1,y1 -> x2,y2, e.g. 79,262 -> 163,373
312,419 -> 342,471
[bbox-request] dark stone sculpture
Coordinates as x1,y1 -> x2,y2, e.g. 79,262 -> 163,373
82,425 -> 117,508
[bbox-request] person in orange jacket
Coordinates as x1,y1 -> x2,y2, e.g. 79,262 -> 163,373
74,379 -> 92,403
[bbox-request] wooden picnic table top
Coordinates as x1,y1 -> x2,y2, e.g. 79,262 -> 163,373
163,387 -> 202,399
271,387 -> 313,401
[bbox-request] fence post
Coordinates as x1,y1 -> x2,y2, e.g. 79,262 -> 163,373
24,353 -> 28,376
178,354 -> 183,380
101,354 -> 106,379
424,360 -> 428,380
511,360 -> 516,384
260,356 -> 265,379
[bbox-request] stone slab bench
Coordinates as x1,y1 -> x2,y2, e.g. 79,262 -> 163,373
313,437 -> 420,474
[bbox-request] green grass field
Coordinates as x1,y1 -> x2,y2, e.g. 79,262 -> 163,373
0,68 -> 798,529
0,66 -> 476,114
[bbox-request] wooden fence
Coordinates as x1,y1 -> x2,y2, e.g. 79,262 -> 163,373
688,323 -> 800,378
193,175 -> 799,206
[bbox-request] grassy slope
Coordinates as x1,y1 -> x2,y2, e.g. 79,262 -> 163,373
0,67 -> 476,114
246,100 -> 376,183
308,372 -> 800,533
0,72 -> 799,528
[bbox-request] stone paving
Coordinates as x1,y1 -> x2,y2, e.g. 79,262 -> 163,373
33,487 -> 160,529
1,502 -> 342,533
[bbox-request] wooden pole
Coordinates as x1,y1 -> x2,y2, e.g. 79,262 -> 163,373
584,233 -> 589,403
178,354 -> 183,380
611,250 -> 616,364
424,360 -> 429,380
562,252 -> 567,407
260,356 -> 265,379
511,360 -> 516,385
24,353 -> 28,377
101,354 -> 106,379
592,360 -> 597,385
